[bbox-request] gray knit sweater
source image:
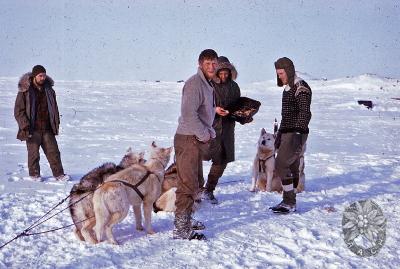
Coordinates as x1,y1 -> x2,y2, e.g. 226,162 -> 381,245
176,68 -> 216,141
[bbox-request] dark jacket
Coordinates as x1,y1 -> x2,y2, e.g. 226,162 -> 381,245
14,73 -> 60,141
209,79 -> 241,164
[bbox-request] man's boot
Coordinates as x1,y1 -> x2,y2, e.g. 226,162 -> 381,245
270,190 -> 297,214
190,216 -> 206,230
202,190 -> 218,204
173,214 -> 206,240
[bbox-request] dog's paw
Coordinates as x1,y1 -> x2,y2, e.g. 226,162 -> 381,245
86,238 -> 98,244
249,187 -> 256,192
136,225 -> 144,231
147,229 -> 156,235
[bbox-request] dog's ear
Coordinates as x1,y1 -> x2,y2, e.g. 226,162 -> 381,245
151,141 -> 157,148
261,128 -> 266,135
273,133 -> 277,139
126,147 -> 132,154
166,146 -> 173,154
138,152 -> 146,164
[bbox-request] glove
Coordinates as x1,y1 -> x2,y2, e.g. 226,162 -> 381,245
293,132 -> 303,149
274,131 -> 282,149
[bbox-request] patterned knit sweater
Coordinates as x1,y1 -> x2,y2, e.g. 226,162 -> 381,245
279,78 -> 312,134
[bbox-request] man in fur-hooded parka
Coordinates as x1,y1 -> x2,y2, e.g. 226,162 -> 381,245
202,56 -> 241,203
14,65 -> 65,179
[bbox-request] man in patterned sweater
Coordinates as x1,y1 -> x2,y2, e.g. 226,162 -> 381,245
270,57 -> 312,214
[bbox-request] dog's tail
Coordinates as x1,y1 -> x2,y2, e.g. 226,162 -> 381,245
69,193 -> 83,229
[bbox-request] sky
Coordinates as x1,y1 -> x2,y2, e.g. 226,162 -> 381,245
0,0 -> 399,83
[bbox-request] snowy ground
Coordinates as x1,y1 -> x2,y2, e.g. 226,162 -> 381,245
0,74 -> 399,268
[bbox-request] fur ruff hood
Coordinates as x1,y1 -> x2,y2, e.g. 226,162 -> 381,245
18,72 -> 54,93
214,56 -> 238,83
216,61 -> 238,81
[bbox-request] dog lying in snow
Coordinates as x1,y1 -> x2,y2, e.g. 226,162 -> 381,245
93,142 -> 172,244
153,162 -> 202,213
250,128 -> 282,192
153,163 -> 179,212
69,148 -> 145,243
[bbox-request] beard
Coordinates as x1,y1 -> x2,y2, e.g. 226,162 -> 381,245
34,78 -> 45,86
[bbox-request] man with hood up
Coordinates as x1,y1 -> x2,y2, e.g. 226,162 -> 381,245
14,65 -> 69,181
270,57 -> 312,214
202,56 -> 241,204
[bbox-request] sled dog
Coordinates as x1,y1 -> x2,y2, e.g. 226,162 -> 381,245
250,128 -> 282,192
93,142 -> 172,244
69,148 -> 145,243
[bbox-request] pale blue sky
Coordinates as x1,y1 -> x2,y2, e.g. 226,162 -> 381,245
0,0 -> 399,82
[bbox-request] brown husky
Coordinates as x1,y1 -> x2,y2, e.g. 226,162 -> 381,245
93,142 -> 172,244
69,148 -> 145,243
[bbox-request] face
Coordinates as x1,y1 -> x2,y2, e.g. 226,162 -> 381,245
258,129 -> 275,151
218,69 -> 230,83
199,58 -> 217,80
120,149 -> 146,168
276,69 -> 288,85
34,73 -> 46,85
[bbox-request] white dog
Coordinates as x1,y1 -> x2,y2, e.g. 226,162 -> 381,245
93,142 -> 172,244
153,162 -> 201,213
250,128 -> 282,192
69,148 -> 145,244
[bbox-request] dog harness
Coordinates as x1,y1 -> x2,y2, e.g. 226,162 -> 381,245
109,170 -> 159,200
258,154 -> 275,173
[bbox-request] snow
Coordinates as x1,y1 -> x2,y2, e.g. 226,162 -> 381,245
0,75 -> 400,268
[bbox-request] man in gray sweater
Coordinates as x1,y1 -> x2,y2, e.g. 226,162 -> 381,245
173,49 -> 218,240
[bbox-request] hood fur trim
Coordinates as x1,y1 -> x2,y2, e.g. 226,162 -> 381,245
213,62 -> 238,83
18,72 -> 54,92
216,61 -> 238,81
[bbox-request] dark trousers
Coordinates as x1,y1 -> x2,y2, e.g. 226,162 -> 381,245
174,134 -> 209,216
26,131 -> 64,177
275,133 -> 308,190
205,163 -> 227,192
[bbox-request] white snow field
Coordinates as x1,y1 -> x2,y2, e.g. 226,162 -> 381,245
0,74 -> 399,268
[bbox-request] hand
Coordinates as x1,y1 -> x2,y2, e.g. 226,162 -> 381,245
195,136 -> 210,144
215,107 -> 229,116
